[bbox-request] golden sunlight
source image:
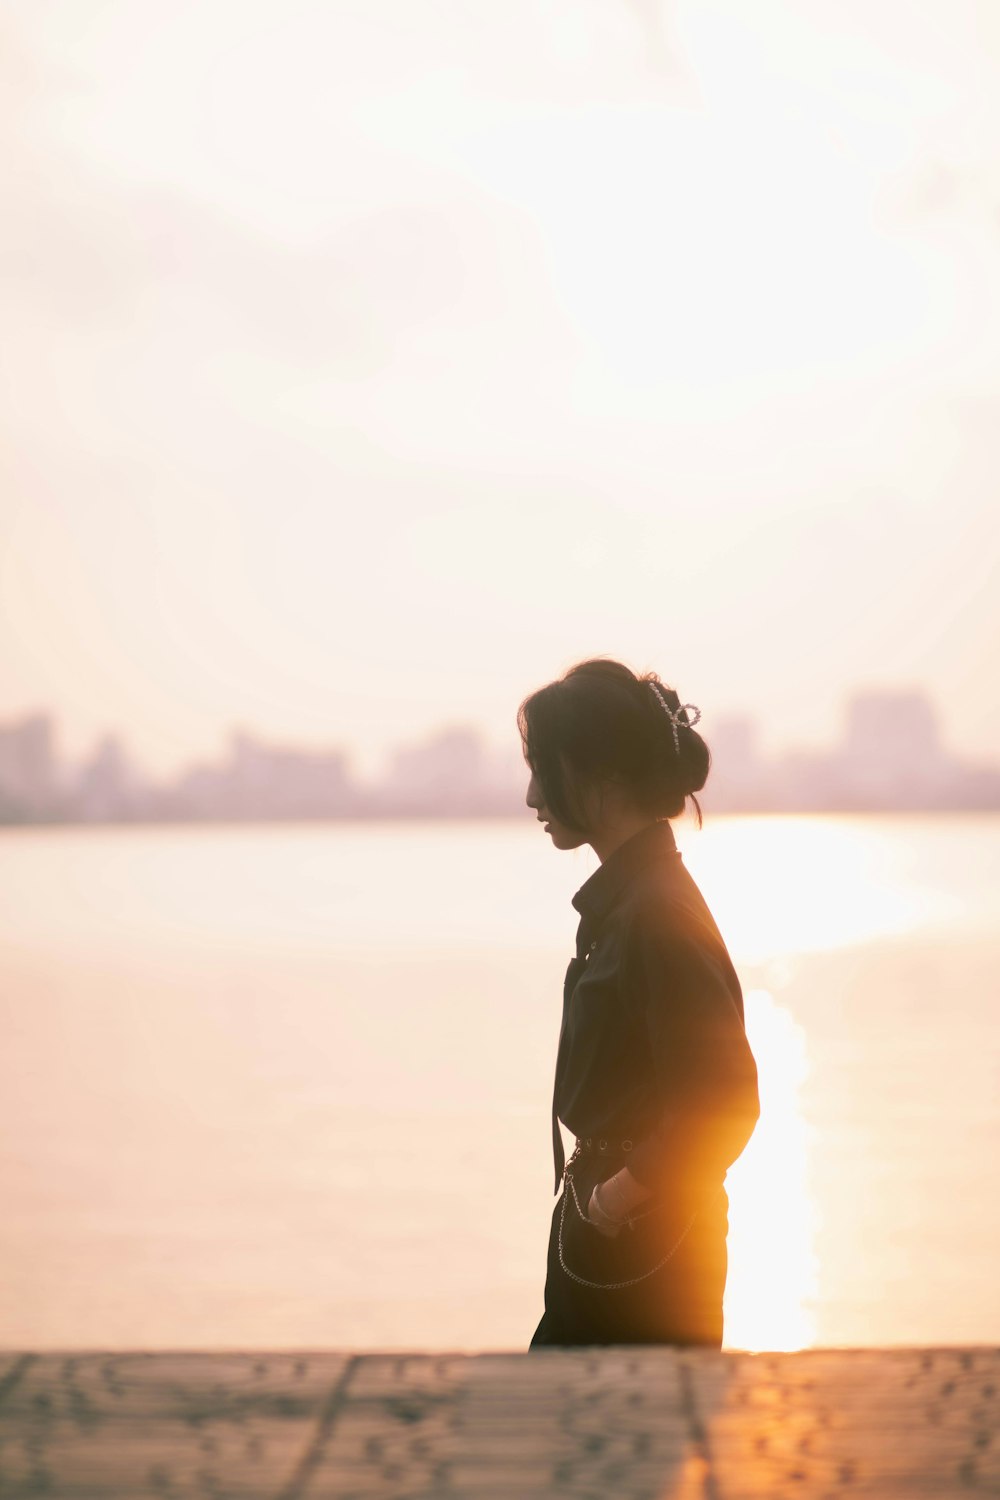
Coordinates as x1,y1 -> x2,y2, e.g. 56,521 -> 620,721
723,988 -> 819,1351
682,815 -> 959,965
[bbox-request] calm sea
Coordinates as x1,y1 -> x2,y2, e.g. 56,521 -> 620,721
1,814 -> 997,1352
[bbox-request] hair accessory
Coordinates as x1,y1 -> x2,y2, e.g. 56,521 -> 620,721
647,681 -> 701,753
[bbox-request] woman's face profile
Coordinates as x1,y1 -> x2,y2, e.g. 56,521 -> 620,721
524,761 -> 591,851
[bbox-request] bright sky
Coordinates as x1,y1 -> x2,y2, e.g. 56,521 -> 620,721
2,0 -> 999,779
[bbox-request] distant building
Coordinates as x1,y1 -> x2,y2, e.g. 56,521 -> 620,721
705,715 -> 767,809
170,731 -> 357,820
837,690 -> 950,805
377,729 -> 524,816
700,689 -> 1000,813
74,733 -> 146,821
0,713 -> 59,819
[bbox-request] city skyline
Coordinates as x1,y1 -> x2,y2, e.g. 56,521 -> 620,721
3,3 -> 1000,786
2,683 -> 998,824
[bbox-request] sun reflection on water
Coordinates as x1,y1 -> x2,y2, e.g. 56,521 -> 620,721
723,988 -> 819,1352
680,814 -> 965,966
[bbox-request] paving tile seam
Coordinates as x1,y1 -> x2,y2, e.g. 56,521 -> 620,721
678,1355 -> 721,1500
272,1353 -> 362,1500
0,1357 -> 36,1412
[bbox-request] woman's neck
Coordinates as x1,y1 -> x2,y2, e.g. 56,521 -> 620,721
588,812 -> 660,865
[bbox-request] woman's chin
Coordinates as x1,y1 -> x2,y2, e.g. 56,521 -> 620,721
548,825 -> 588,852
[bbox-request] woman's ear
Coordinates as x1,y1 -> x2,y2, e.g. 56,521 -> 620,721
557,758 -> 588,826
581,773 -> 616,827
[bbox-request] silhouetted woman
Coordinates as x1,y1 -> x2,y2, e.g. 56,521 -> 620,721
521,658 -> 760,1348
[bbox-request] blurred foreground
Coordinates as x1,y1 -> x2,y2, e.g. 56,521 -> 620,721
1,1346 -> 995,1497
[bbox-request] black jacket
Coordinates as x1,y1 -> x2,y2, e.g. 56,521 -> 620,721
550,819 -> 760,1195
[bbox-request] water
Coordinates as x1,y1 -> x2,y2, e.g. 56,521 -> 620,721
1,814 -> 997,1352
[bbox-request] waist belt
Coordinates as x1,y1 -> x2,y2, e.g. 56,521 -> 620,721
575,1134 -> 637,1158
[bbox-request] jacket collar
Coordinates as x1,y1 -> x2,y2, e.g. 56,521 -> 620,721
570,819 -> 679,937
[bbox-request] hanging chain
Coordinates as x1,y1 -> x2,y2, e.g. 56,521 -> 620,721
556,1144 -> 720,1291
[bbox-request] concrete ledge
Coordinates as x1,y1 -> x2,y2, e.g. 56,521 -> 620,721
0,1347 -> 997,1497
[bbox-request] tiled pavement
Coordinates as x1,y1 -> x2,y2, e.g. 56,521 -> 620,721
0,1346 -> 997,1497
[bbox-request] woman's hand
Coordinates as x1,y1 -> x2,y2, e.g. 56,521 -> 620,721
586,1166 -> 655,1238
586,1182 -> 625,1238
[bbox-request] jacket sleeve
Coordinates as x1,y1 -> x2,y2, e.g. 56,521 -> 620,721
621,899 -> 760,1194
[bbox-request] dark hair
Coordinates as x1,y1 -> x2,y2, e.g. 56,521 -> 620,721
516,656 -> 711,831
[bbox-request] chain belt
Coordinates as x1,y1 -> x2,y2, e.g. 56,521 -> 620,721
556,1139 -> 720,1291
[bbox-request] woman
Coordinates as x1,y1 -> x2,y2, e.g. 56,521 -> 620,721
520,657 -> 760,1348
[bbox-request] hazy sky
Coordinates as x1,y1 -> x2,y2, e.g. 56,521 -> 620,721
2,1 -> 999,779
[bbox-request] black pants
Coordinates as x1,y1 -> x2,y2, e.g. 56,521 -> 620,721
528,1152 -> 728,1348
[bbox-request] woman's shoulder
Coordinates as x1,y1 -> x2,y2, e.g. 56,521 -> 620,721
622,857 -> 722,941
618,861 -> 739,986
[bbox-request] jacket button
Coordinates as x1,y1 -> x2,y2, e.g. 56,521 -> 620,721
585,1138 -> 592,1147
622,1139 -> 633,1151
599,1139 -> 607,1151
